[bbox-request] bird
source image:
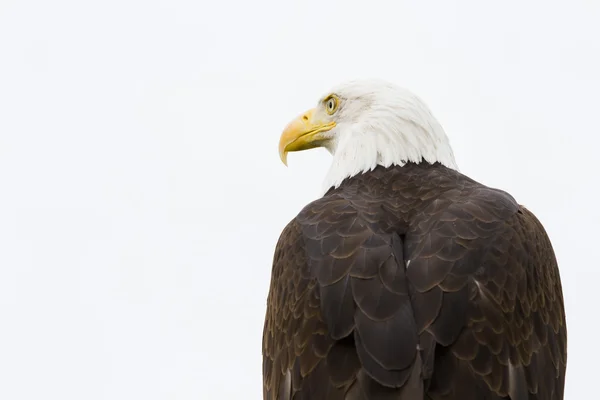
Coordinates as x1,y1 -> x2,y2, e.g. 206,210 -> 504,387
262,79 -> 567,399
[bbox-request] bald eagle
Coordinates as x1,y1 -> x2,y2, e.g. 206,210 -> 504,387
262,79 -> 567,399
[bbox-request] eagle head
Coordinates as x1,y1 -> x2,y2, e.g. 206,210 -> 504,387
278,79 -> 458,191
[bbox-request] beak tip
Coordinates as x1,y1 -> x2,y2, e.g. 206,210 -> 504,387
279,150 -> 288,167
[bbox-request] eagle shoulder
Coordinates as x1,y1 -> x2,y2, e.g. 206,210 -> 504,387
263,191 -> 424,398
405,185 -> 567,399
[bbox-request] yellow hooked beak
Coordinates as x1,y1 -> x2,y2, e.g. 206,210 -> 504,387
278,108 -> 336,166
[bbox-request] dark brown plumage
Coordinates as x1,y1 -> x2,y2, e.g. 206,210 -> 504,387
262,162 -> 567,399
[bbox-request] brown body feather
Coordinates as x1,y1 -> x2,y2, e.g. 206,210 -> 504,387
262,162 -> 567,399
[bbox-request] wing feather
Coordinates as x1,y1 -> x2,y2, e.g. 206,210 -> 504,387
263,166 -> 566,400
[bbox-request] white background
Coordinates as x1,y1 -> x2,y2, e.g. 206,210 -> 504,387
0,0 -> 597,398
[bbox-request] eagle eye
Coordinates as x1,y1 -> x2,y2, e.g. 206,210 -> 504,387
324,96 -> 339,115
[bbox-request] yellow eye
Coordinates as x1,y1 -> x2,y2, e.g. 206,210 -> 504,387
324,95 -> 339,115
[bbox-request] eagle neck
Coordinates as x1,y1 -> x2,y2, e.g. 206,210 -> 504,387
320,121 -> 458,195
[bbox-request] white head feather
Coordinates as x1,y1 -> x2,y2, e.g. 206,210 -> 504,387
314,79 -> 458,192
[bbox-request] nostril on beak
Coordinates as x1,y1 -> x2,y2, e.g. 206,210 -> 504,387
302,115 -> 309,122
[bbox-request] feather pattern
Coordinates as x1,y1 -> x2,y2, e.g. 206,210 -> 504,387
262,162 -> 567,399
